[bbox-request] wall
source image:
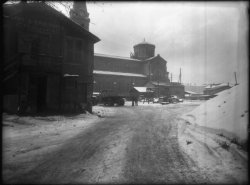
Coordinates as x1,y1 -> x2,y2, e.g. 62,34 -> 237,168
94,74 -> 147,97
46,74 -> 60,111
150,60 -> 168,82
4,3 -> 96,114
169,85 -> 185,98
94,56 -> 144,74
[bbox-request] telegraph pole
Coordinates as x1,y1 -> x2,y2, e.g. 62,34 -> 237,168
179,68 -> 182,84
171,73 -> 172,83
234,72 -> 238,85
158,70 -> 160,98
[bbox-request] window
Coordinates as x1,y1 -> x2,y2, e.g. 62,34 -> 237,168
75,40 -> 82,62
66,39 -> 73,62
40,34 -> 50,55
65,37 -> 84,63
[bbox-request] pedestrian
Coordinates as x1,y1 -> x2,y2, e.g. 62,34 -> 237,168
135,97 -> 138,106
132,96 -> 135,106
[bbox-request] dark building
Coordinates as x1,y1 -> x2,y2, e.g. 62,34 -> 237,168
3,2 -> 99,114
93,40 -> 184,98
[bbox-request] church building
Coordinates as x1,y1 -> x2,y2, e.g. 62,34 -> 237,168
94,40 -> 184,98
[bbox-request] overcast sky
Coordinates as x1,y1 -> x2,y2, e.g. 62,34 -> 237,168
83,1 -> 248,85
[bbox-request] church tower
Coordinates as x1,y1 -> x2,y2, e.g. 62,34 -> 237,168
70,1 -> 90,31
131,39 -> 155,60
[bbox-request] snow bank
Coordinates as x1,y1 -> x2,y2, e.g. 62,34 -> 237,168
182,82 -> 248,142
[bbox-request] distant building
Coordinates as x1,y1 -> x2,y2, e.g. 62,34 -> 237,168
93,40 -> 184,98
185,90 -> 201,96
184,91 -> 213,100
184,85 -> 205,94
3,1 -> 99,114
129,87 -> 154,101
203,83 -> 231,95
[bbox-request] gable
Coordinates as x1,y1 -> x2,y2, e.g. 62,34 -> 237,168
4,2 -> 100,43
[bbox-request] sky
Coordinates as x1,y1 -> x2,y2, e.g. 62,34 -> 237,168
6,1 -> 248,85
85,1 -> 249,85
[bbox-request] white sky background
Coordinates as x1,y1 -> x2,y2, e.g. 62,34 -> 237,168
7,1 -> 248,85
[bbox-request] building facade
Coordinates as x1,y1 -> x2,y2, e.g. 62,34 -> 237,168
93,41 -> 184,98
3,2 -> 99,114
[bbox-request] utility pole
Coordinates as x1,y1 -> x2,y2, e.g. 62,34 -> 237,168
234,72 -> 238,85
171,73 -> 172,83
179,68 -> 182,84
158,70 -> 160,98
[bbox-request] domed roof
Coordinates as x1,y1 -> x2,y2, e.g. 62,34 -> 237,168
134,39 -> 155,47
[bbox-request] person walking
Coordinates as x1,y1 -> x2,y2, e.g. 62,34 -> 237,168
132,96 -> 135,106
135,96 -> 138,106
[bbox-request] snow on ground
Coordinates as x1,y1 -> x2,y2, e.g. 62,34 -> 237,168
2,106 -> 114,173
177,84 -> 248,183
125,100 -> 203,107
177,118 -> 248,184
3,106 -> 116,140
181,83 -> 248,143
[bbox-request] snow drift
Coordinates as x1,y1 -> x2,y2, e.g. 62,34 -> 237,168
182,82 -> 248,143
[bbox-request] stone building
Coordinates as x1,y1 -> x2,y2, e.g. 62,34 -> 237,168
93,40 -> 184,98
3,1 -> 99,114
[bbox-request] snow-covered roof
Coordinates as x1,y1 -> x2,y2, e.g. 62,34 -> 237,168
93,70 -> 147,78
205,83 -> 231,89
133,87 -> 154,93
94,53 -> 141,62
144,55 -> 158,61
184,85 -> 205,94
134,87 -> 147,92
185,90 -> 200,95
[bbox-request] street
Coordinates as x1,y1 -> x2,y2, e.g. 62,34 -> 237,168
3,102 -> 247,184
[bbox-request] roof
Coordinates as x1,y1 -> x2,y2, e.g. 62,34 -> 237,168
144,55 -> 158,61
144,54 -> 167,63
134,87 -> 148,93
151,81 -> 170,87
134,41 -> 155,47
132,87 -> 154,93
3,2 -> 100,43
94,53 -> 168,64
204,83 -> 231,90
185,90 -> 200,95
93,70 -> 147,78
94,53 -> 141,62
184,85 -> 205,94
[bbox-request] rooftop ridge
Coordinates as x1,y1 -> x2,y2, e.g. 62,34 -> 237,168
94,53 -> 142,61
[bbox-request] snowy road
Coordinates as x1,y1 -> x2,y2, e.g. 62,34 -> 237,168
3,102 -> 248,184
